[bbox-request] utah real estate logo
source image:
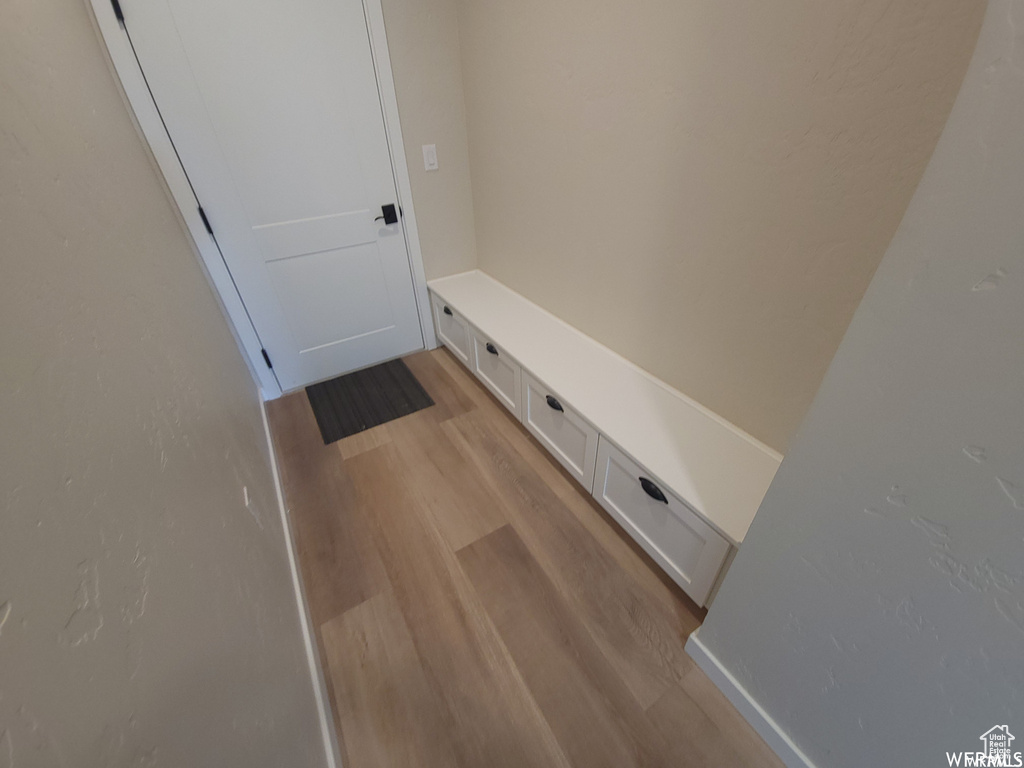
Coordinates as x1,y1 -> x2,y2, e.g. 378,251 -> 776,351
947,725 -> 1023,767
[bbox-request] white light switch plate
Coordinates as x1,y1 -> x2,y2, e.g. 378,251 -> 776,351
422,144 -> 438,171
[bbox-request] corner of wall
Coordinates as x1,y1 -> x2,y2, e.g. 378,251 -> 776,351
685,631 -> 816,768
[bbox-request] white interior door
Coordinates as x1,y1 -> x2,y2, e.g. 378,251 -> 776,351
120,0 -> 424,390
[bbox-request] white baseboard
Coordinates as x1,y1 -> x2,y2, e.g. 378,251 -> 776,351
260,394 -> 343,768
685,630 -> 816,768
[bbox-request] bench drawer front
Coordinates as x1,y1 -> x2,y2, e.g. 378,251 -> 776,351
522,371 -> 598,491
431,294 -> 472,365
593,438 -> 730,606
471,331 -> 522,417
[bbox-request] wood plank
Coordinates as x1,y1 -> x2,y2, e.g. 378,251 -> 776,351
265,386 -> 325,455
384,407 -> 506,552
433,348 -> 700,619
678,665 -> 786,768
266,392 -> 389,622
644,684 -> 753,767
444,408 -> 696,710
431,344 -> 505,412
320,591 -> 460,768
268,349 -> 783,768
343,442 -> 571,768
403,349 -> 478,421
459,525 -> 676,768
329,348 -> 473,461
337,421 -> 392,460
338,351 -> 503,552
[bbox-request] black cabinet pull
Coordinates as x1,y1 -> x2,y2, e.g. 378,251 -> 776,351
443,305 -> 453,316
639,477 -> 668,504
485,343 -> 498,356
545,395 -> 564,412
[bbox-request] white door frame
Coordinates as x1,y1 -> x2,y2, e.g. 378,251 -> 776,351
87,0 -> 438,400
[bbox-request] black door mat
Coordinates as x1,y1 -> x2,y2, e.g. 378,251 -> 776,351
306,358 -> 434,445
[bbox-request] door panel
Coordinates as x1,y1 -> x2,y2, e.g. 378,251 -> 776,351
522,371 -> 599,491
430,295 -> 471,365
265,245 -> 395,352
592,438 -> 730,606
122,0 -> 424,389
253,212 -> 370,262
470,333 -> 522,417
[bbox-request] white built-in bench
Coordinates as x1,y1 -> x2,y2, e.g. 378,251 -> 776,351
428,271 -> 781,606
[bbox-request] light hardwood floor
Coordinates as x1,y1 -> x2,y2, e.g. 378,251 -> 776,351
267,348 -> 782,768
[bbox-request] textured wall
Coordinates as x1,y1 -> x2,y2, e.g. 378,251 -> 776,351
698,2 -> 1024,765
0,1 -> 326,765
456,0 -> 985,451
381,0 -> 478,280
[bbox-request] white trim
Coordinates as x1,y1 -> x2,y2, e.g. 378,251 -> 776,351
86,0 -> 436,398
361,0 -> 437,351
703,545 -> 737,609
86,0 -> 283,399
432,271 -> 782,463
685,631 -> 816,768
428,272 -> 781,545
260,394 -> 343,768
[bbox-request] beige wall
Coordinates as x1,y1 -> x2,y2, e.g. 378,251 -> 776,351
700,3 -> 1024,762
455,0 -> 985,451
0,1 -> 325,764
382,0 -> 478,279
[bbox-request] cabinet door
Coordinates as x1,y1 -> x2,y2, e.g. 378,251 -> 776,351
431,294 -> 471,365
592,438 -> 730,606
522,371 -> 598,491
471,332 -> 522,417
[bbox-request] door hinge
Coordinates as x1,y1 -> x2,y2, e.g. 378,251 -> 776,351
197,206 -> 214,236
110,0 -> 125,25
261,349 -> 273,369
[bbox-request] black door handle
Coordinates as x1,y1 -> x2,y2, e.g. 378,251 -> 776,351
374,203 -> 398,225
639,477 -> 668,504
443,305 -> 453,316
485,343 -> 498,356
545,395 -> 564,412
